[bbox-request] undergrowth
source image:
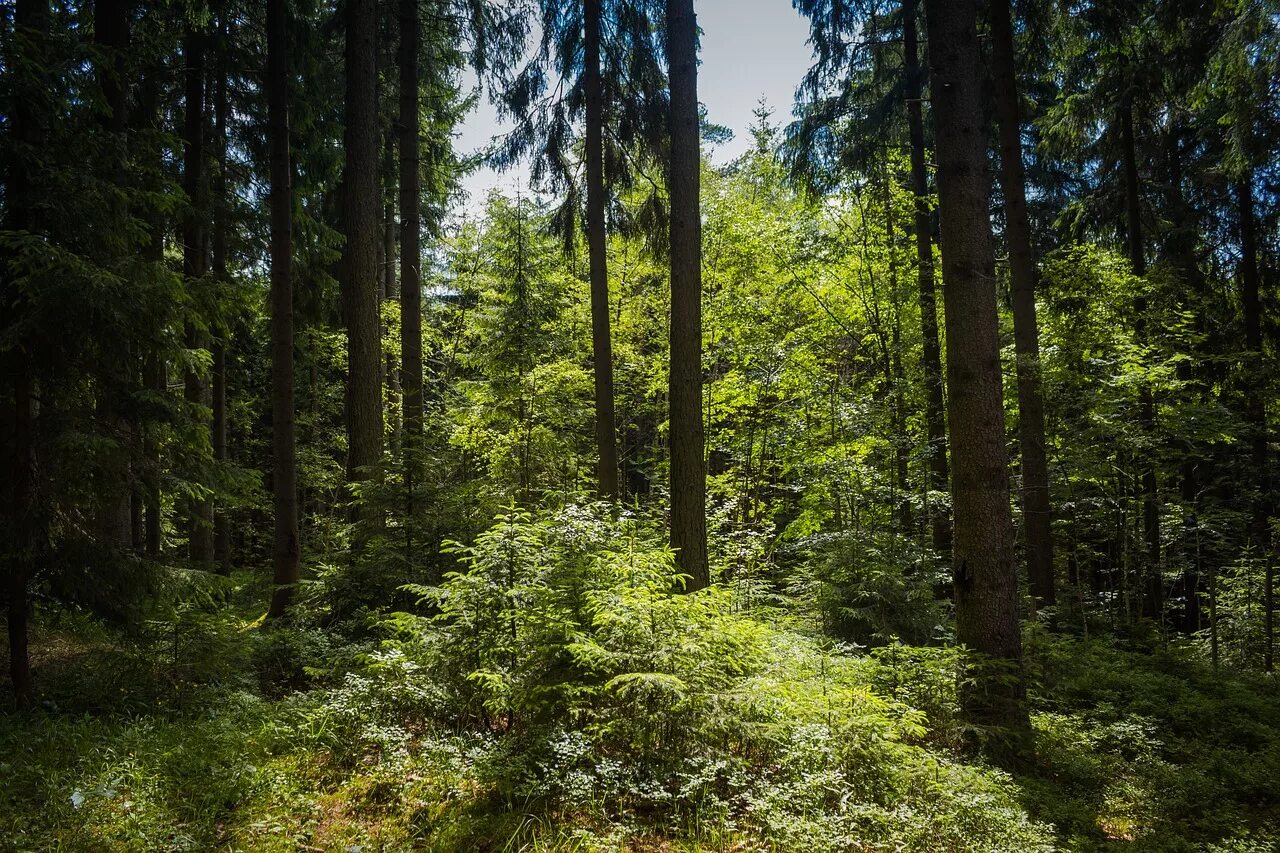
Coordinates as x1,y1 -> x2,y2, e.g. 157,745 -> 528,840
1,505 -> 1277,851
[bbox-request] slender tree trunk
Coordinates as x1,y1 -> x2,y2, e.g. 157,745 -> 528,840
342,0 -> 385,527
400,0 -> 423,473
266,0 -> 300,620
902,0 -> 950,557
211,33 -> 231,574
1239,177 -> 1272,670
1119,99 -> 1162,622
585,0 -> 619,500
666,0 -> 708,588
182,29 -> 215,566
94,0 -> 134,548
991,0 -> 1054,607
925,0 -> 1029,765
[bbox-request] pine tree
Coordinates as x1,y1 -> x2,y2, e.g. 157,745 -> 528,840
925,0 -> 1030,764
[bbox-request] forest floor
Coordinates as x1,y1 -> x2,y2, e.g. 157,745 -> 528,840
2,569 -> 1279,852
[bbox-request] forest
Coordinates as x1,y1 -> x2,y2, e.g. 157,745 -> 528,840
1,0 -> 1279,849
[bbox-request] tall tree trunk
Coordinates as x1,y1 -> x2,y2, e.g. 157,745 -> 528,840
400,0 -> 422,462
94,0 -> 134,548
991,0 -> 1054,607
924,0 -> 1029,765
212,28 -> 231,574
1239,177 -> 1272,670
1119,98 -> 1162,622
666,0 -> 708,589
585,0 -> 619,500
266,0 -> 300,620
342,0 -> 384,527
902,0 -> 950,557
182,29 -> 215,566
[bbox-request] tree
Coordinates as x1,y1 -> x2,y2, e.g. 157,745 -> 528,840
342,0 -> 385,527
991,0 -> 1054,607
583,0 -> 618,499
665,0 -> 708,588
494,0 -> 666,501
182,27 -> 215,567
400,0 -> 424,489
924,0 -> 1029,762
902,0 -> 949,557
267,0 -> 301,620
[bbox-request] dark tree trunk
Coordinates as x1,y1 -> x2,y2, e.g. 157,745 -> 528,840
182,29 -> 215,566
266,0 -> 300,620
212,33 -> 231,574
1119,99 -> 1162,622
924,0 -> 1030,765
400,0 -> 423,475
94,0 -> 134,548
342,0 -> 385,526
902,0 -> 950,557
1239,177 -> 1272,670
666,0 -> 708,589
991,0 -> 1054,608
585,0 -> 619,500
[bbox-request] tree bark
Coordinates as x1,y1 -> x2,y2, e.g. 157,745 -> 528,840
902,0 -> 950,557
266,0 -> 301,620
924,0 -> 1029,765
990,0 -> 1054,607
585,0 -> 620,500
666,0 -> 708,589
342,0 -> 385,526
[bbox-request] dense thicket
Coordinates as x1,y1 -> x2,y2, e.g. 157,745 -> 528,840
1,0 -> 1278,849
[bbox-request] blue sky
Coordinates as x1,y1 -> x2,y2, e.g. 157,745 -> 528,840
452,0 -> 815,207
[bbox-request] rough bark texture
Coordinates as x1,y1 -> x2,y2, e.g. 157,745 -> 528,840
1119,99 -> 1162,621
342,0 -> 385,524
266,0 -> 301,620
585,0 -> 620,500
666,0 -> 709,589
990,0 -> 1054,607
924,0 -> 1029,764
182,30 -> 215,566
902,0 -> 950,557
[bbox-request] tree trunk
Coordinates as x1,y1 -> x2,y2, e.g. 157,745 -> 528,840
342,0 -> 385,526
94,0 -> 134,549
1119,99 -> 1162,622
400,0 -> 423,474
182,29 -> 215,567
666,0 -> 708,589
924,0 -> 1029,765
990,0 -> 1054,608
212,31 -> 231,574
1239,177 -> 1272,670
585,0 -> 619,500
902,0 -> 950,557
266,0 -> 301,620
